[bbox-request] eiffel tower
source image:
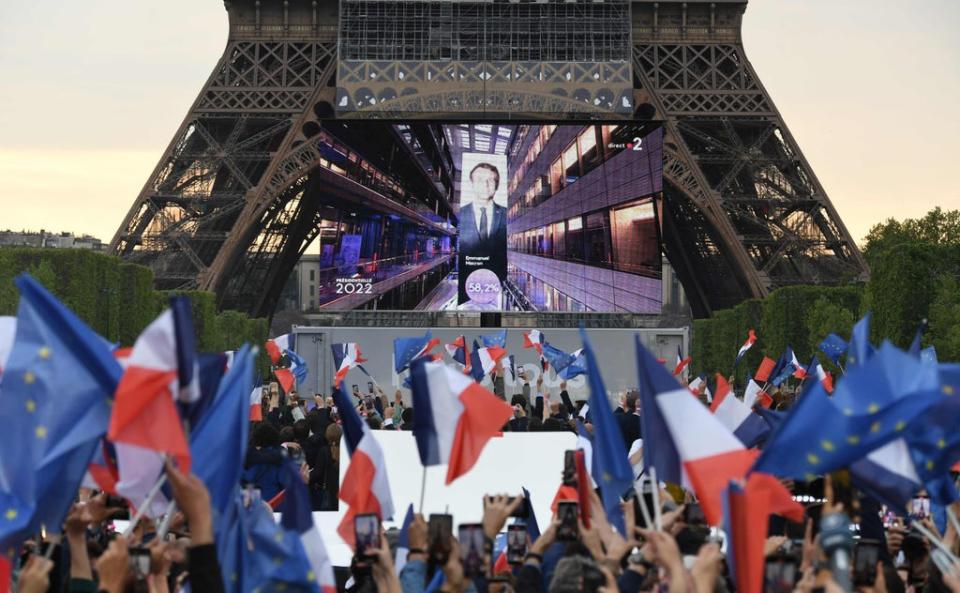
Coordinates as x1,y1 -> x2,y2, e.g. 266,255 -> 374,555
110,0 -> 867,319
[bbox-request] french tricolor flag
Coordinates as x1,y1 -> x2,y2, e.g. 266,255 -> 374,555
108,298 -> 196,516
332,342 -> 367,386
469,339 -> 508,383
411,359 -> 514,484
0,316 -> 15,378
332,386 -> 394,548
279,459 -> 337,593
249,378 -> 264,421
709,376 -> 770,448
673,345 -> 691,377
733,329 -> 757,367
523,330 -> 545,355
652,363 -> 759,525
808,356 -> 833,393
445,335 -> 470,372
265,333 -> 292,365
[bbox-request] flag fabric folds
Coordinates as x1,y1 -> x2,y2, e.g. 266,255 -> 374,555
394,504 -> 416,575
635,338 -> 684,485
733,329 -> 757,367
332,386 -> 394,547
480,329 -> 507,349
582,330 -> 633,533
332,342 -> 367,386
469,340 -> 508,383
265,333 -> 292,365
444,336 -> 470,371
656,372 -> 759,525
0,275 -> 121,548
288,349 -> 309,384
523,330 -> 545,354
710,376 -> 770,449
411,359 -> 513,484
0,316 -> 15,378
723,473 -> 804,593
190,344 -> 254,515
279,459 -> 337,593
394,332 -> 439,374
672,345 -> 691,377
109,298 -> 197,517
818,333 -> 849,365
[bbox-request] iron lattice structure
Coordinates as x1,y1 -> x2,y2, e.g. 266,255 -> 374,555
111,0 -> 868,319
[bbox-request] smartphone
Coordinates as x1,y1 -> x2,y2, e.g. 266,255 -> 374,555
563,450 -> 576,487
909,496 -> 930,521
352,384 -> 360,394
506,525 -> 527,565
683,502 -> 706,526
639,480 -> 657,529
764,554 -> 799,593
458,523 -> 486,578
368,381 -> 374,392
354,513 -> 380,558
495,496 -> 529,519
428,514 -> 453,564
853,539 -> 881,586
363,396 -> 375,411
557,501 -> 579,541
129,546 -> 152,579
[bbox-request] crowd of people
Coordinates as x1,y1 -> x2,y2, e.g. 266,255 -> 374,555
7,349 -> 960,593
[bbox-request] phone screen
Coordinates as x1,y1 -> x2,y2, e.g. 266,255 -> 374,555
354,513 -> 381,557
128,546 -> 152,579
363,396 -> 375,411
368,382 -> 374,391
909,497 -> 930,521
764,555 -> 799,593
854,540 -> 880,586
428,514 -> 453,564
563,450 -> 576,486
458,523 -> 486,578
683,502 -> 706,526
506,525 -> 527,565
557,501 -> 579,541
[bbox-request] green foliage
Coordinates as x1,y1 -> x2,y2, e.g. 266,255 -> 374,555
862,207 -> 960,265
929,274 -> 960,361
691,285 -> 863,378
0,248 -> 266,354
694,206 -> 960,369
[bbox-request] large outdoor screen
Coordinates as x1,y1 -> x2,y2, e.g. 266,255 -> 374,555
301,121 -> 663,313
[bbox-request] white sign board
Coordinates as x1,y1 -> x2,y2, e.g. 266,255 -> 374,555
317,430 -> 577,566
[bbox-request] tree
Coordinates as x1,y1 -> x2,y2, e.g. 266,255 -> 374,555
929,274 -> 960,362
862,207 -> 960,265
806,296 -> 855,350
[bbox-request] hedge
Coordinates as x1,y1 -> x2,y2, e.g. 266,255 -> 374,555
0,248 -> 267,356
691,285 -> 864,382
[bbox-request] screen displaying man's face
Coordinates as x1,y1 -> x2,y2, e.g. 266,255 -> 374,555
470,166 -> 498,204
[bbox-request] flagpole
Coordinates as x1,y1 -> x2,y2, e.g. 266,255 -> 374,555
419,466 -> 427,514
156,500 -> 178,539
649,467 -> 662,532
123,473 -> 168,539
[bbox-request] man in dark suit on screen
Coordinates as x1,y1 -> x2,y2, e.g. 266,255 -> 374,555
458,162 -> 508,273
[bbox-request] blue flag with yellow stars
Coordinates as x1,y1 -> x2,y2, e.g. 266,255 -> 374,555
905,365 -> 960,484
581,329 -> 633,534
846,312 -> 875,368
0,274 -> 121,550
818,333 -> 848,365
752,345 -> 943,481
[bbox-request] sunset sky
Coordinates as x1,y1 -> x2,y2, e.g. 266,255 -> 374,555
0,1 -> 957,246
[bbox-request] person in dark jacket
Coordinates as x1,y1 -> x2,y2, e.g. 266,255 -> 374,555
310,423 -> 342,510
242,423 -> 286,501
615,391 -> 641,452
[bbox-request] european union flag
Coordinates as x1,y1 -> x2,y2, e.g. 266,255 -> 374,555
830,341 -> 941,415
558,350 -> 587,381
0,274 -> 121,547
904,365 -> 960,483
191,344 -> 254,515
480,329 -> 507,349
846,313 -> 874,368
752,352 -> 943,481
541,343 -> 574,373
394,331 -> 434,374
581,329 -> 633,534
818,333 -> 848,365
